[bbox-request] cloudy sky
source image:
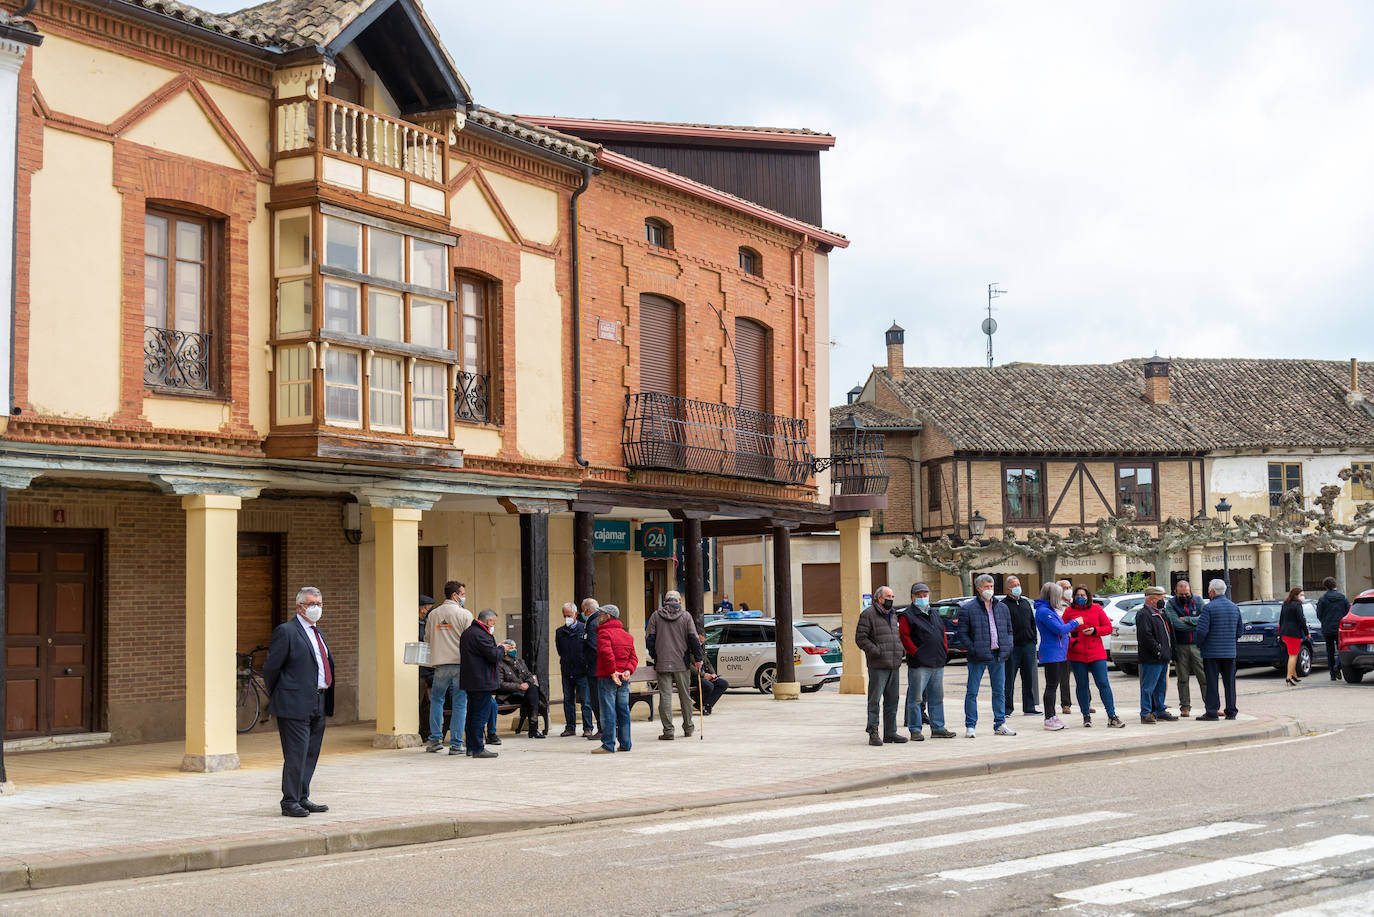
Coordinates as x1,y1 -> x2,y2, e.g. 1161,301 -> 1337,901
207,0 -> 1374,402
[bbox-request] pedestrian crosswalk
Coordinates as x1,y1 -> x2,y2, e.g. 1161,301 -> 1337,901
607,789 -> 1374,913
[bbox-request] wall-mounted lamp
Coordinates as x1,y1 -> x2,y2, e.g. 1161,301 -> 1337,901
343,502 -> 362,545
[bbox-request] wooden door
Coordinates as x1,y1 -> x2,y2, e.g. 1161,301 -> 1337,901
5,529 -> 100,738
644,560 -> 669,616
236,533 -> 281,656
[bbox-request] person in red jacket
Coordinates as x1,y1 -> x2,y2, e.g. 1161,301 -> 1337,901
1065,586 -> 1124,728
593,604 -> 638,754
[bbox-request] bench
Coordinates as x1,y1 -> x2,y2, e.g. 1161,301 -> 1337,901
625,664 -> 701,721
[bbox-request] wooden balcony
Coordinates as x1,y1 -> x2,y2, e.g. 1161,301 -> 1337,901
273,95 -> 452,219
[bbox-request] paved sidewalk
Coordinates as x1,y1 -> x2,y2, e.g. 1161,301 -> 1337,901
0,671 -> 1303,893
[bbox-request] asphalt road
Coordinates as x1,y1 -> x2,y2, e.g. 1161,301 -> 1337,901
5,666 -> 1372,916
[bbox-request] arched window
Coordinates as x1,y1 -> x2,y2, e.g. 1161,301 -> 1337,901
644,217 -> 672,249
738,246 -> 761,276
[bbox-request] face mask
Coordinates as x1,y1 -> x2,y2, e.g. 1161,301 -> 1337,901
1010,586 -> 1022,597
980,589 -> 994,601
483,620 -> 494,633
1074,596 -> 1087,607
458,596 -> 466,607
881,599 -> 894,611
1299,595 -> 1307,603
564,617 -> 576,627
302,603 -> 322,624
506,648 -> 517,658
914,597 -> 929,609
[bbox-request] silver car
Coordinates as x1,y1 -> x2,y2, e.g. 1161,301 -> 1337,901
1096,593 -> 1147,661
703,619 -> 842,694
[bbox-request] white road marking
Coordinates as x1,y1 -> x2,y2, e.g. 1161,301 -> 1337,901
710,802 -> 1019,849
1055,834 -> 1374,905
628,791 -> 936,835
809,811 -> 1119,862
1272,880 -> 1374,916
937,821 -> 1263,882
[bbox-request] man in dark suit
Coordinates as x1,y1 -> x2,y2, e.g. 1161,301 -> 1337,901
264,585 -> 335,817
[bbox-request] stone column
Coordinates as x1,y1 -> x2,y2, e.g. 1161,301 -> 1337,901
182,493 -> 245,773
1257,543 -> 1275,601
837,515 -> 873,695
1335,549 -> 1349,591
683,516 -> 705,630
772,523 -> 799,700
1110,553 -> 1127,581
1187,547 -> 1204,594
371,501 -> 428,748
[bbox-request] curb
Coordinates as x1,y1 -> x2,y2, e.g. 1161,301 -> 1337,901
0,716 -> 1305,894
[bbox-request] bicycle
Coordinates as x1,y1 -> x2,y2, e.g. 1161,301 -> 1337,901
236,644 -> 271,733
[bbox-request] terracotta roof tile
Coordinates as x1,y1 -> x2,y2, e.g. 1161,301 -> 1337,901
220,0 -> 371,49
879,358 -> 1374,453
465,107 -> 601,166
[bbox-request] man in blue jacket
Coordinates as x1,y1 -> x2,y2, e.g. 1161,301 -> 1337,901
556,602 -> 594,736
957,574 -> 1016,738
1194,578 -> 1241,720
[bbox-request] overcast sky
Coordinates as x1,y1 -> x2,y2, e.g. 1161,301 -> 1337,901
205,0 -> 1374,403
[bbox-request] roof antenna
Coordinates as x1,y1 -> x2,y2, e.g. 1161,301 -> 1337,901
984,284 -> 1005,368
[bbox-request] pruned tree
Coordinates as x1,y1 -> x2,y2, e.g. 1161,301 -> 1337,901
1000,526 -> 1100,584
891,534 -> 1014,596
1093,505 -> 1224,587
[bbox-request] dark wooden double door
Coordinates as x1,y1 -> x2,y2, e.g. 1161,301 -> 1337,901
5,529 -> 101,738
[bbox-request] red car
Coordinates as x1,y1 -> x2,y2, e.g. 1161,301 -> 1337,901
1338,589 -> 1374,683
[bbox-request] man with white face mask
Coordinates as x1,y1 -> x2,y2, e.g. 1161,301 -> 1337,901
956,574 -> 1015,738
555,602 -> 594,736
264,586 -> 336,818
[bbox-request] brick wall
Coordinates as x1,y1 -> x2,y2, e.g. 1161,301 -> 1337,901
8,482 -> 358,742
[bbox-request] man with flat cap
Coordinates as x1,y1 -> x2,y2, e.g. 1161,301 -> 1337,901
899,582 -> 957,741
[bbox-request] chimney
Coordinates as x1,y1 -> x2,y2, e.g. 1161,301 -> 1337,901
1353,357 -> 1360,391
847,385 -> 862,404
1143,354 -> 1171,405
885,322 -> 905,380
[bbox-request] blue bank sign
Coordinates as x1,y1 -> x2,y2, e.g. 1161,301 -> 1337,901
592,520 -> 632,551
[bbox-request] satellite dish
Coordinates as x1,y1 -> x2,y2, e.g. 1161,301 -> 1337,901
981,317 -> 998,336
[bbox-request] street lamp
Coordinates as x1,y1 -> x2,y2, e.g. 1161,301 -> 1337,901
968,510 -> 987,539
1215,497 -> 1233,588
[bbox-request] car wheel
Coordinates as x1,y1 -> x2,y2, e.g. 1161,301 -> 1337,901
755,663 -> 777,695
1296,644 -> 1312,678
1118,663 -> 1137,677
1343,665 -> 1366,684
801,683 -> 822,693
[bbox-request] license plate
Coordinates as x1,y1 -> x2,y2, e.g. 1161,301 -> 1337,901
1238,634 -> 1264,643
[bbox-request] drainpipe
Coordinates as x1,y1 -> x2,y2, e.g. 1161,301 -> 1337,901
791,236 -> 806,419
571,165 -> 593,467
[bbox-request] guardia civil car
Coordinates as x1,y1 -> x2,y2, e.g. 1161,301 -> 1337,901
703,618 -> 842,694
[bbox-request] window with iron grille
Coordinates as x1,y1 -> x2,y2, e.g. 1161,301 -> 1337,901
144,207 -> 220,393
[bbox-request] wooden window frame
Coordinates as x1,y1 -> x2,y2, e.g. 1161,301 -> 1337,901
738,246 -> 762,276
1268,461 -> 1303,517
1115,461 -> 1160,521
928,463 -> 942,511
143,204 -> 223,394
1002,461 -> 1047,524
645,217 -> 672,249
1352,462 -> 1374,502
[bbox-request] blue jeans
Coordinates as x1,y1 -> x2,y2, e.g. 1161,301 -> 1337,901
964,659 -> 1007,729
1140,662 -> 1168,717
905,666 -> 945,731
598,678 -> 631,752
429,664 -> 468,748
465,691 -> 494,753
562,672 -> 594,730
1070,659 -> 1116,719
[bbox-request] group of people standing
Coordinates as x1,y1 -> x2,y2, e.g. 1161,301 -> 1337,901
856,573 -> 1254,745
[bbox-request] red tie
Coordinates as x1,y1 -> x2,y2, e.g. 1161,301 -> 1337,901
311,626 -> 333,688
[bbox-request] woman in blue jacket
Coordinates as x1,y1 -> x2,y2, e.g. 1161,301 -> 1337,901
1035,582 -> 1083,731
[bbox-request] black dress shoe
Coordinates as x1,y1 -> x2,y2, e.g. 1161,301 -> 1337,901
486,733 -> 503,745
471,749 -> 499,758
300,799 -> 329,813
281,804 -> 310,817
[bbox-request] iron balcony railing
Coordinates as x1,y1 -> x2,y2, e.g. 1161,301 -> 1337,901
144,326 -> 212,392
623,392 -> 812,485
828,426 -> 889,496
454,369 -> 490,424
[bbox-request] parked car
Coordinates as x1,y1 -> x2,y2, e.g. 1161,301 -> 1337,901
1095,593 -> 1147,660
1112,609 -> 1140,676
702,618 -> 841,694
930,596 -> 973,660
1234,600 -> 1323,677
1337,589 -> 1374,683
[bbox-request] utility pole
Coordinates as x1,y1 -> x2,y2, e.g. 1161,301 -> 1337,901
984,284 -> 1005,368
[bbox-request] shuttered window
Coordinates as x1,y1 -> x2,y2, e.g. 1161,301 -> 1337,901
638,294 -> 680,395
734,318 -> 769,413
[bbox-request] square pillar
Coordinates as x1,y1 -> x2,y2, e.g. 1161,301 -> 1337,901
1187,547 -> 1204,593
838,515 -> 872,695
182,493 -> 242,773
372,505 -> 424,748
